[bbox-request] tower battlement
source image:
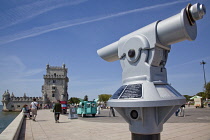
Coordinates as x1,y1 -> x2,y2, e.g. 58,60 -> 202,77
1,90 -> 42,111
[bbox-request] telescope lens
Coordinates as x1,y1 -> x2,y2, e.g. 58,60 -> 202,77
128,49 -> 135,58
130,110 -> 138,119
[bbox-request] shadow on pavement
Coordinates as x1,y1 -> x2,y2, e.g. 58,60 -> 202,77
18,119 -> 26,140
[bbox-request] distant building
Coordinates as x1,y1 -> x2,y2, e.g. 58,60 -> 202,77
42,64 -> 69,104
1,64 -> 69,111
1,90 -> 42,112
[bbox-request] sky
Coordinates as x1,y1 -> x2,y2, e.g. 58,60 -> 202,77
0,0 -> 209,104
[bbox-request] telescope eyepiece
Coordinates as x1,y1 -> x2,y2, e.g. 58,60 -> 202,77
187,3 -> 206,25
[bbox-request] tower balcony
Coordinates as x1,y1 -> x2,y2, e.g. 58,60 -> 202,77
43,75 -> 66,79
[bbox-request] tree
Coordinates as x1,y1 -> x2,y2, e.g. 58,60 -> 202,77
196,92 -> 206,99
83,95 -> 88,101
204,82 -> 210,99
98,94 -> 112,106
183,95 -> 193,101
68,97 -> 80,104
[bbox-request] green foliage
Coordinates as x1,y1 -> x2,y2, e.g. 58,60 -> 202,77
196,92 -> 206,99
68,97 -> 80,104
83,95 -> 88,101
204,82 -> 210,98
183,95 -> 193,101
98,94 -> 112,103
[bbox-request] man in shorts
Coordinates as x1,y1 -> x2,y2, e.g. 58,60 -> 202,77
31,98 -> 38,121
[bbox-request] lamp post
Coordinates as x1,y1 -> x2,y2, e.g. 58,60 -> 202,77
200,60 -> 207,86
200,60 -> 207,100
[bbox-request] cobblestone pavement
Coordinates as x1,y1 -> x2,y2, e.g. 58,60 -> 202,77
167,106 -> 210,123
76,106 -> 210,123
18,106 -> 210,140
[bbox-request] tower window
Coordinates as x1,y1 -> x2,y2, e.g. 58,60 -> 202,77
52,94 -> 55,97
54,73 -> 56,77
53,80 -> 56,83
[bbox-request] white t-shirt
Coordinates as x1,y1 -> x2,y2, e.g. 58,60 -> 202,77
31,102 -> 38,109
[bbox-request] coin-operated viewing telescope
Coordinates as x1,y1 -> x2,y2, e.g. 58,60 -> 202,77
97,3 -> 206,140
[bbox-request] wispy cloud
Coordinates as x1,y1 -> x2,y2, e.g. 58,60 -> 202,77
168,72 -> 200,79
168,56 -> 210,69
104,0 -> 191,18
0,55 -> 43,79
23,69 -> 44,77
0,0 -> 190,45
0,55 -> 44,98
0,0 -> 88,30
0,55 -> 26,73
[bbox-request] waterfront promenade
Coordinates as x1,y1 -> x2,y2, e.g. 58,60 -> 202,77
17,107 -> 210,140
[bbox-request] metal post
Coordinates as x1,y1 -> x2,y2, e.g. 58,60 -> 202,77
132,133 -> 160,140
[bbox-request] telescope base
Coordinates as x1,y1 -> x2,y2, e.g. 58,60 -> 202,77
131,133 -> 160,140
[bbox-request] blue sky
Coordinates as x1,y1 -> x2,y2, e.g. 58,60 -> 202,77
0,0 -> 209,104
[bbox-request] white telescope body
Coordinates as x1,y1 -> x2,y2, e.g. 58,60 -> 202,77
97,3 -> 206,136
97,3 -> 206,61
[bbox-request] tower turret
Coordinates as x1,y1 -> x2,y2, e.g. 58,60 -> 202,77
1,90 -> 11,109
23,93 -> 27,98
11,92 -> 14,98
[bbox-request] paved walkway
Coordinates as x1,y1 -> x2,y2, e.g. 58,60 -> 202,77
19,108 -> 210,140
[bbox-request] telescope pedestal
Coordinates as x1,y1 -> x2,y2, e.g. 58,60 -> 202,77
132,133 -> 160,140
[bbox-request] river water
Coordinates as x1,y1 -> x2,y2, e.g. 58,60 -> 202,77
0,105 -> 20,134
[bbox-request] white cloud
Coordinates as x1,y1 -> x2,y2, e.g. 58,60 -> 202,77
0,55 -> 26,75
0,0 -> 191,45
0,0 -> 88,29
168,72 -> 200,79
167,56 -> 210,69
23,69 -> 44,77
0,55 -> 44,98
0,55 -> 44,78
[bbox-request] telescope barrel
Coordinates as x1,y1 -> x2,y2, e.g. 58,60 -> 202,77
97,41 -> 119,62
157,3 -> 206,46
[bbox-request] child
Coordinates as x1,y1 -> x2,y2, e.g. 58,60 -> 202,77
22,104 -> 31,119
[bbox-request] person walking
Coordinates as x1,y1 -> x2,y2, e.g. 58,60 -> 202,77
180,104 -> 186,117
53,100 -> 62,123
30,98 -> 38,121
96,105 -> 100,115
109,107 -> 116,117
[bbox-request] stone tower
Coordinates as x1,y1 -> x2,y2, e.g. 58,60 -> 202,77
42,64 -> 69,104
2,90 -> 10,110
